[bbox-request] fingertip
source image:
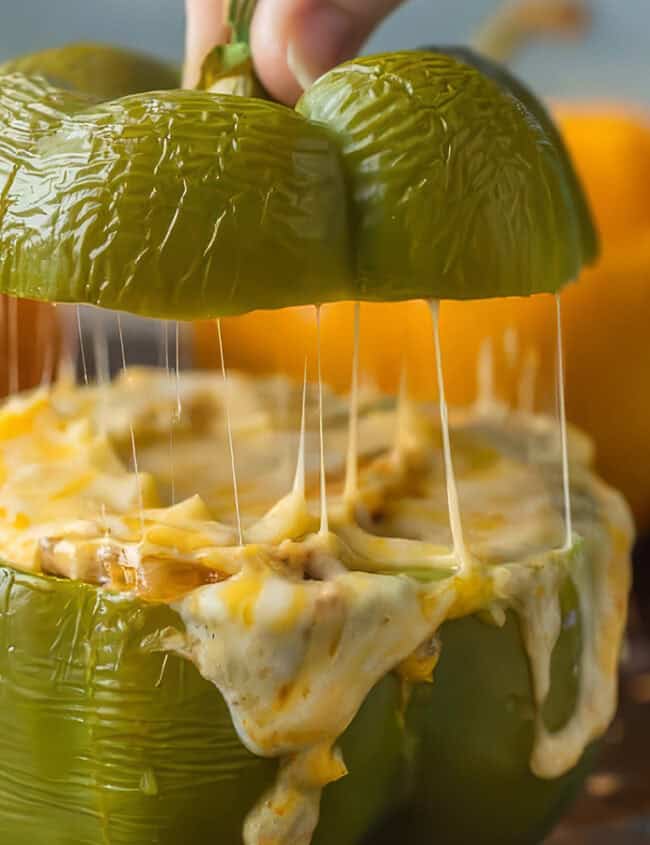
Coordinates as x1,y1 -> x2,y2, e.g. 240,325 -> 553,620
251,0 -> 363,105
250,0 -> 304,105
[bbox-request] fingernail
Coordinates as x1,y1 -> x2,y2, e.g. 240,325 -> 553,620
286,41 -> 317,92
287,4 -> 357,91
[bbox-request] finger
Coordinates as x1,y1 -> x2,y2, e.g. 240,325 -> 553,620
183,0 -> 230,87
251,0 -> 407,105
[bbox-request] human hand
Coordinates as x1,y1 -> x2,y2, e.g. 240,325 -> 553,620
184,0 -> 407,104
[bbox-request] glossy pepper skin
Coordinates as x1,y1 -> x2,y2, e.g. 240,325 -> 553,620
0,43 -> 179,100
0,74 -> 350,319
297,50 -> 596,303
0,561 -> 591,845
0,47 -> 596,319
0,43 -> 173,399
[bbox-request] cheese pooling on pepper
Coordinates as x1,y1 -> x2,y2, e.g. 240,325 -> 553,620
0,368 -> 631,845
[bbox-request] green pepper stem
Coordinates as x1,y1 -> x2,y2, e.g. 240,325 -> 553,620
473,0 -> 590,63
226,0 -> 257,43
196,0 -> 265,97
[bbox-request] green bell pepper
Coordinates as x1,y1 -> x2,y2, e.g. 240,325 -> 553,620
0,43 -> 178,100
0,32 -> 614,845
0,561 -> 591,845
0,45 -> 596,319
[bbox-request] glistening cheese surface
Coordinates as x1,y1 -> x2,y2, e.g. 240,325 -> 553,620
0,368 -> 632,845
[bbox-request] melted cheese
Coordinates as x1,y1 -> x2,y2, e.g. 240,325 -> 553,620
176,554 -> 457,845
0,368 -> 633,845
522,482 -> 631,778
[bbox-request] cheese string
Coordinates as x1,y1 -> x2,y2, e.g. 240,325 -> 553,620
76,305 -> 89,386
161,321 -> 177,505
430,300 -> 467,566
344,302 -> 360,505
217,318 -> 243,545
316,306 -> 328,536
174,321 -> 182,422
116,313 -> 145,539
555,294 -> 572,550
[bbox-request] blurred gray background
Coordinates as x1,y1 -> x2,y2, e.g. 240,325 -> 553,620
0,0 -> 648,106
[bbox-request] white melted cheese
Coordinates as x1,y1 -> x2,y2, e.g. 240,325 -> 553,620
514,479 -> 632,778
175,553 -> 456,845
0,368 -> 633,845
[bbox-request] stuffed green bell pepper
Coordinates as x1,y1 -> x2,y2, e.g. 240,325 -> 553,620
0,367 -> 632,845
0,43 -> 596,318
0,30 -> 628,845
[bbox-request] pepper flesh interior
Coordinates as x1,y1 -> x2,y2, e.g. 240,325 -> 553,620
0,367 -> 631,845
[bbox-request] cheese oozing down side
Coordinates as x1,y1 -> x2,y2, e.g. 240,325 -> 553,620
0,368 -> 632,845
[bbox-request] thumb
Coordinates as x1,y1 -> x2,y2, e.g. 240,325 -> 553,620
251,0 -> 407,104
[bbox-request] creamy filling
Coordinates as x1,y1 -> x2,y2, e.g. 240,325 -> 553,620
0,367 -> 633,845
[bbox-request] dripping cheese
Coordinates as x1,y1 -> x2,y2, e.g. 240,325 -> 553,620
0,367 -> 632,845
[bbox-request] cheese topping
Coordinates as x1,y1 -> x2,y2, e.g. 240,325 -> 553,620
0,367 -> 633,845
